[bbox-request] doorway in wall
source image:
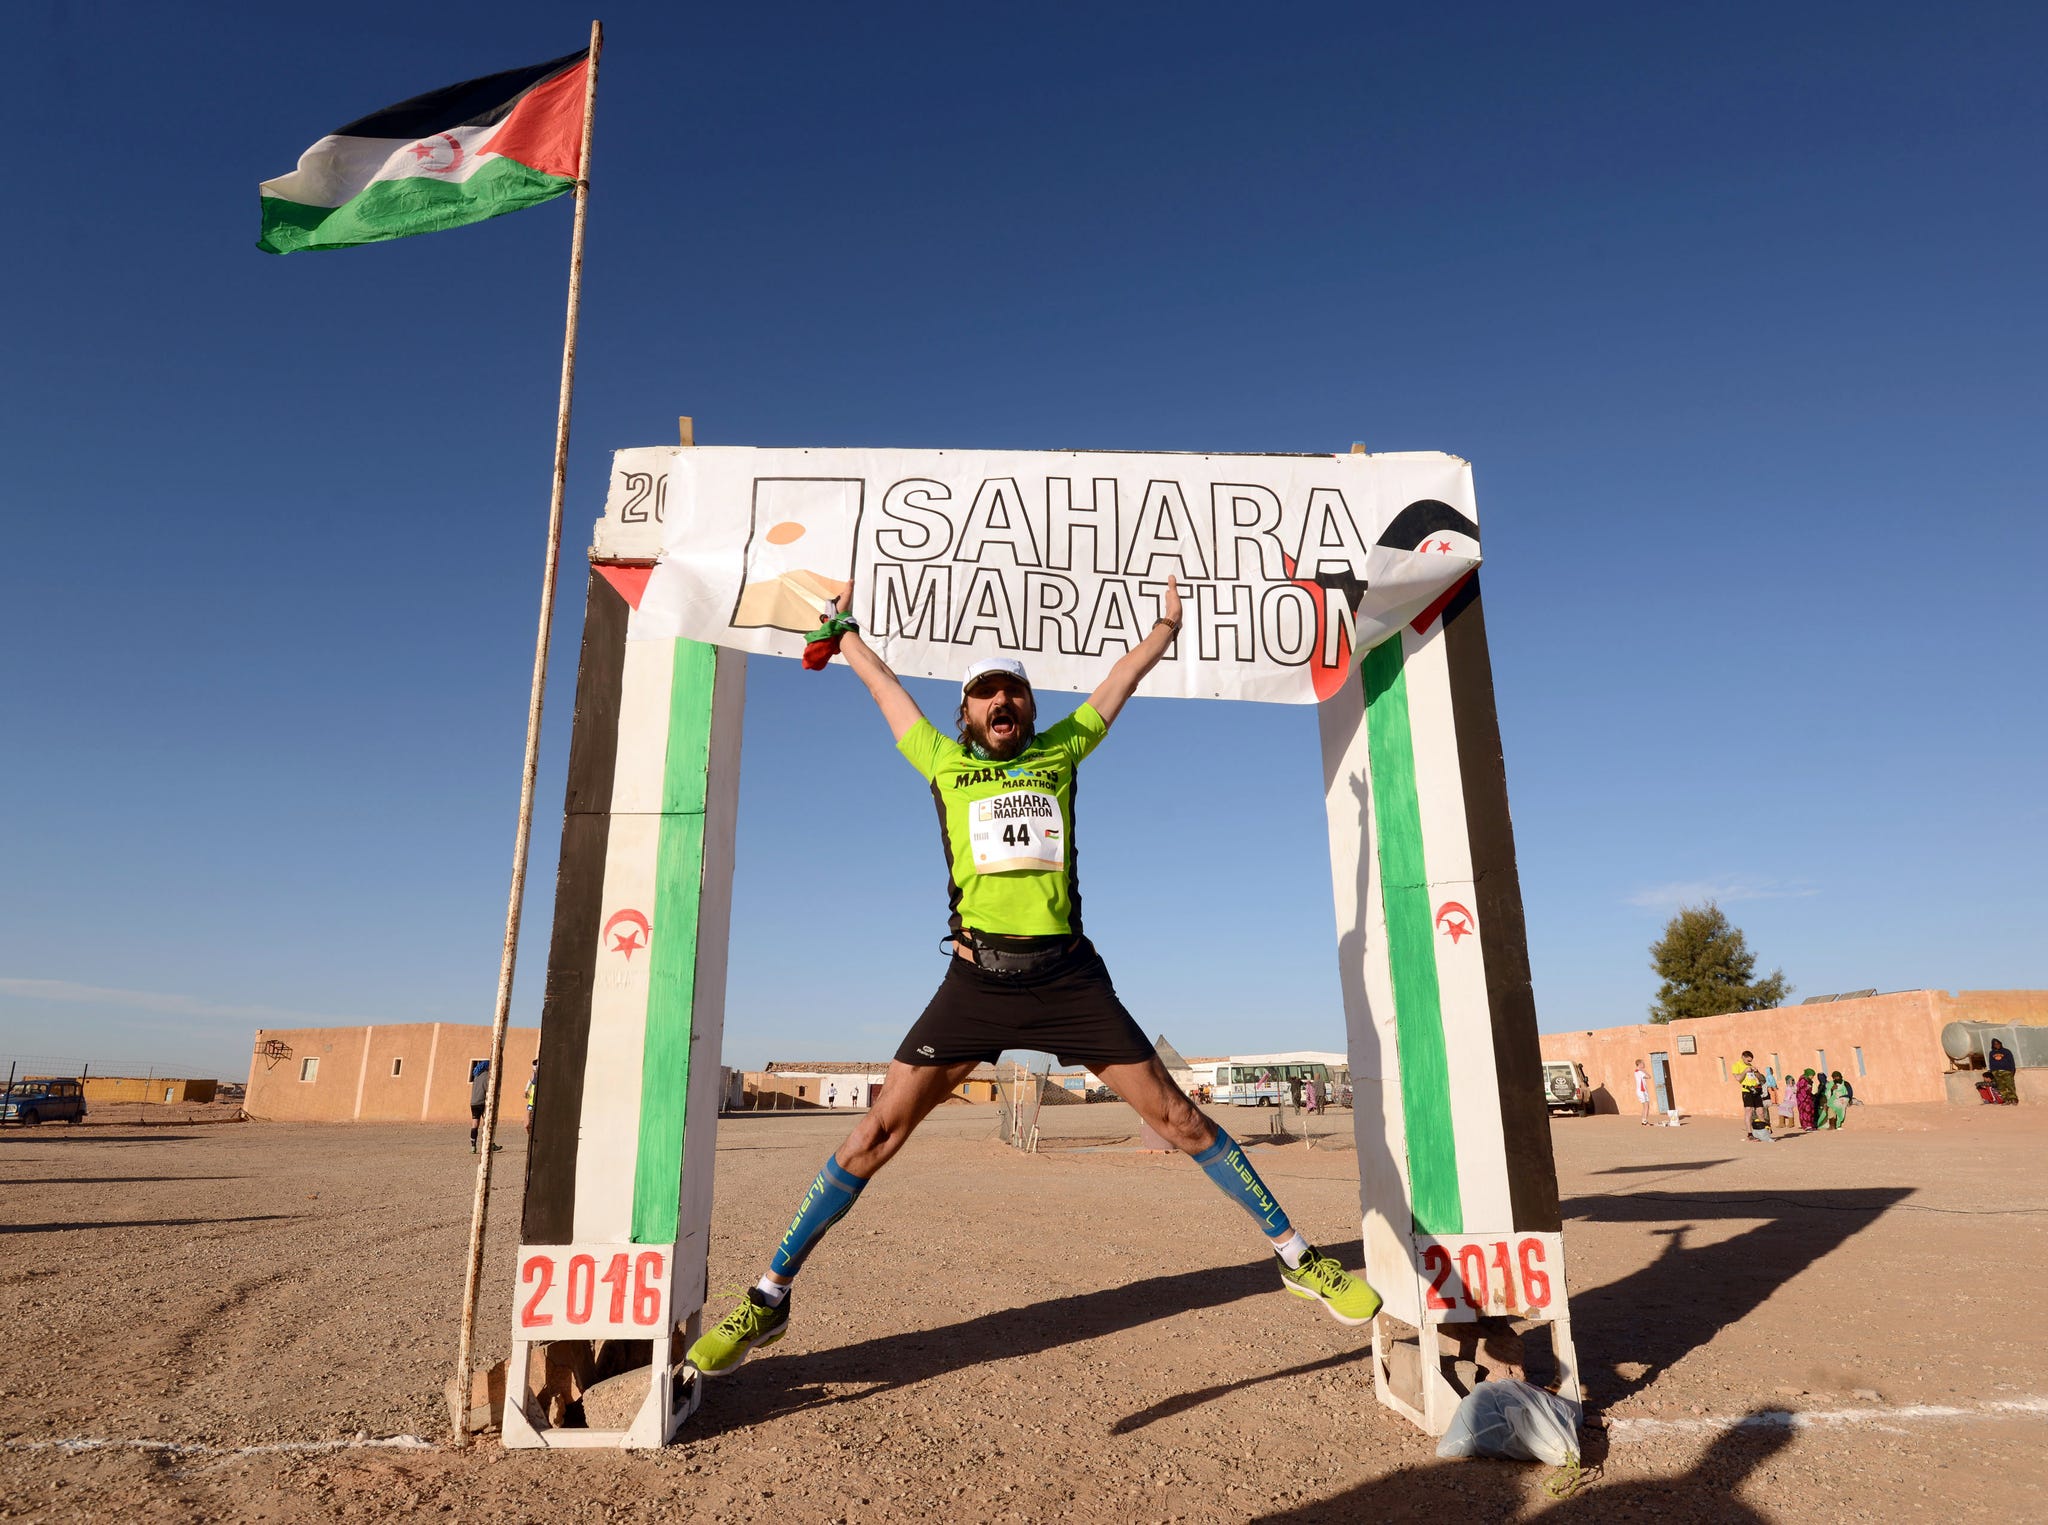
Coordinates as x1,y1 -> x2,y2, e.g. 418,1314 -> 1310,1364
1649,1051 -> 1674,1114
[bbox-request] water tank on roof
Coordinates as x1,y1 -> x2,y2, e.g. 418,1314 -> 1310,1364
1944,1021 -> 2048,1067
1942,1021 -> 1995,1062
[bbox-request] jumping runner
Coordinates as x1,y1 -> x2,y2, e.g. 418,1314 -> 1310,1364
686,576 -> 1382,1376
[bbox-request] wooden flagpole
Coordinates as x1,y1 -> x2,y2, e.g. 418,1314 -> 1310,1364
449,17 -> 604,1439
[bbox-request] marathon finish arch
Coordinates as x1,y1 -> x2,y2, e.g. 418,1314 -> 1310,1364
507,441 -> 1576,1446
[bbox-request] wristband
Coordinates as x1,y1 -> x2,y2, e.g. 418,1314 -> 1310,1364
805,611 -> 860,643
1153,617 -> 1182,634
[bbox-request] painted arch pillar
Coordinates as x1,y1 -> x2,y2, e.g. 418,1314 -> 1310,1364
1319,574 -> 1579,1434
506,564 -> 743,1447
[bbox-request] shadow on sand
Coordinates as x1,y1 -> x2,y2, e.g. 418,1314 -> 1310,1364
1589,1160 -> 1730,1176
1110,1347 -> 1368,1435
0,1213 -> 302,1235
684,1238 -> 1364,1437
1250,1415 -> 1792,1522
1564,1186 -> 1913,1409
0,1132 -> 197,1146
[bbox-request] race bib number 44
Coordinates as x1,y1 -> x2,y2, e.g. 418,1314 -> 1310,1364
969,790 -> 1064,874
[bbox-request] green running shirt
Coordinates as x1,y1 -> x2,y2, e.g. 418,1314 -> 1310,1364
896,703 -> 1109,937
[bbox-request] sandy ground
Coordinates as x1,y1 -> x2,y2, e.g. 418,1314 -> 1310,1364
2,1098 -> 2045,1522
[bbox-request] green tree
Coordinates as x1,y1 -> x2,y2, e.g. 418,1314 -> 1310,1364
1648,901 -> 1791,1023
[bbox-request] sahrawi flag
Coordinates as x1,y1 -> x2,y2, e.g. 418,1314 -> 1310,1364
258,49 -> 587,254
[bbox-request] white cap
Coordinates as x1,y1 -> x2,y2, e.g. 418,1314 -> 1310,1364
961,656 -> 1031,696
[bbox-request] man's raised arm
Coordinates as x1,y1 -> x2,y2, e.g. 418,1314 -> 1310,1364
835,622 -> 927,743
1085,575 -> 1181,730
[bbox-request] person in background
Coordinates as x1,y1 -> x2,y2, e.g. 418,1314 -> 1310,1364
1635,1060 -> 1652,1125
1735,1051 -> 1773,1143
523,1060 -> 537,1134
1775,1069 -> 1799,1130
1795,1069 -> 1817,1131
1987,1040 -> 2019,1105
1302,1076 -> 1320,1114
1824,1070 -> 1852,1129
469,1061 -> 501,1153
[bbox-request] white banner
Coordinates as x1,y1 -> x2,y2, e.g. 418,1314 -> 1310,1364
597,447 -> 1480,705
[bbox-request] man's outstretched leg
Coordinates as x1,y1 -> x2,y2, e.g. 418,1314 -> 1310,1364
686,1059 -> 975,1374
1095,1056 -> 1383,1326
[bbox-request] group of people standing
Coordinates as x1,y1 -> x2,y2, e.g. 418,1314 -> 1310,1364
1736,1049 -> 1852,1141
1628,1052 -> 1855,1140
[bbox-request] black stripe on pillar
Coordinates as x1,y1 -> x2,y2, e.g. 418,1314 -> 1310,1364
1439,574 -> 1563,1234
521,569 -> 628,1243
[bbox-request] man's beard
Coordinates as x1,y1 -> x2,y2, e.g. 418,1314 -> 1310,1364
965,702 -> 1034,760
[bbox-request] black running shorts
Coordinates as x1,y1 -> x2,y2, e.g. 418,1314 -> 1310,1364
893,937 -> 1155,1071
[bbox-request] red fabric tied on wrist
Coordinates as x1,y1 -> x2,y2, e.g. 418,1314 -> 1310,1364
802,633 -> 844,671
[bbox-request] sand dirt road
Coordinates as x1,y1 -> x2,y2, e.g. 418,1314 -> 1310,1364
2,1099 -> 2044,1521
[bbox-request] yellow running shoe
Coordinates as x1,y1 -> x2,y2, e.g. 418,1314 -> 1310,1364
1278,1245 -> 1383,1325
685,1289 -> 790,1375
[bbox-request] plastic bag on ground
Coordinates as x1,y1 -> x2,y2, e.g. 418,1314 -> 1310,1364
1435,1379 -> 1581,1466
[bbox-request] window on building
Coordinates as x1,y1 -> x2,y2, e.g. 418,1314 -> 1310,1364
1771,1053 -> 1782,1079
1817,1049 -> 1828,1076
300,1057 -> 319,1082
1854,1047 -> 1867,1076
391,1057 -> 404,1077
164,1086 -> 175,1103
1717,1056 -> 1728,1082
798,1086 -> 807,1098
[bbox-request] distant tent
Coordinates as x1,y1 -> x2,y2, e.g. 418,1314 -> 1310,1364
1154,1034 -> 1194,1085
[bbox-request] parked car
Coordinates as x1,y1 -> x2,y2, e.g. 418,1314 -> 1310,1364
1085,1085 -> 1118,1102
1541,1061 -> 1592,1118
1,1077 -> 88,1125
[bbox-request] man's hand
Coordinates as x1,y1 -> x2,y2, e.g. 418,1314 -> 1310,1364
801,590 -> 862,672
1086,574 -> 1181,729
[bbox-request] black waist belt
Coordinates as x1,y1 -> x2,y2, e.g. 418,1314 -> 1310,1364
951,931 -> 1077,978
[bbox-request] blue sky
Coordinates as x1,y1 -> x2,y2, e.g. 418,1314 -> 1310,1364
3,1 -> 2042,1080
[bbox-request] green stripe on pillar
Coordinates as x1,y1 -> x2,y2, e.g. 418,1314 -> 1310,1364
1360,640 -> 1463,1236
630,639 -> 719,1243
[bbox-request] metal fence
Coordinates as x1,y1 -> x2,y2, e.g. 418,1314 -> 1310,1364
1,1053 -> 244,1127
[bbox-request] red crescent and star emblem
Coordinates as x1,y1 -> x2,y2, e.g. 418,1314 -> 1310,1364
602,908 -> 652,960
1434,900 -> 1475,944
406,132 -> 465,174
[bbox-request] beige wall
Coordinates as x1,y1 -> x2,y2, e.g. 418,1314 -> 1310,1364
735,1072 -> 1007,1108
80,1076 -> 218,1105
245,1024 -> 540,1124
740,1074 -> 831,1109
1543,990 -> 2048,1118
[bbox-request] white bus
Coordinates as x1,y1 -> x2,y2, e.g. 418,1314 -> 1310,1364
1203,1052 -> 1347,1107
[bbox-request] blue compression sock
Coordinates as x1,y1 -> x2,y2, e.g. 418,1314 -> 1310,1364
1191,1130 -> 1293,1238
769,1155 -> 868,1277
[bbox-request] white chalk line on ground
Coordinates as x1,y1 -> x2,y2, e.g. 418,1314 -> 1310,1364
1609,1396 -> 2048,1442
4,1433 -> 435,1458
16,1397 -> 2048,1462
